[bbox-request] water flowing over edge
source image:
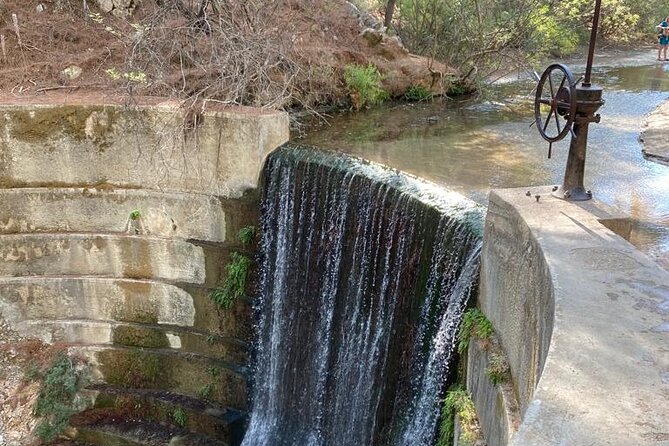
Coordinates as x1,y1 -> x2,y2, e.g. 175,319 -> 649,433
242,143 -> 484,446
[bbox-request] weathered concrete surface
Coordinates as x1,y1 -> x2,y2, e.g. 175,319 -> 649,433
477,186 -> 669,446
0,188 -> 227,242
15,320 -> 248,364
0,277 -> 252,340
75,345 -> 248,408
0,234 -> 205,284
466,336 -> 520,446
0,102 -> 289,198
641,100 -> 669,166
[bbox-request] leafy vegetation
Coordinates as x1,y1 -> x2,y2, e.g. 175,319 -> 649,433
343,64 -> 389,110
486,352 -> 510,385
210,252 -> 251,309
172,408 -> 187,427
238,226 -> 256,246
404,84 -> 432,101
198,383 -> 214,399
457,308 -> 494,355
382,0 -> 667,83
33,353 -> 85,442
129,209 -> 141,221
437,386 -> 481,446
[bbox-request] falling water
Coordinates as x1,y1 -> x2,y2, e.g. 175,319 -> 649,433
242,144 -> 483,446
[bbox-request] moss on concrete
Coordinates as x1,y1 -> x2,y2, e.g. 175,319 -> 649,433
4,106 -> 118,144
111,326 -> 171,349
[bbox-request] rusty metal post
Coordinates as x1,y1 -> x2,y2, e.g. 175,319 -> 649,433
553,0 -> 604,201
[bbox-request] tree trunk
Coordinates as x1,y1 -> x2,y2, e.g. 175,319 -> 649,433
384,0 -> 397,29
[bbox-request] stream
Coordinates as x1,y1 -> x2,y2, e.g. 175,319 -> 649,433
301,50 -> 669,270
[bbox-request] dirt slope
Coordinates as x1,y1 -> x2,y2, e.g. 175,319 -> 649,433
0,0 -> 459,108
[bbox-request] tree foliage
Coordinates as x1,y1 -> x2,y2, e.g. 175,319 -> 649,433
385,0 -> 666,81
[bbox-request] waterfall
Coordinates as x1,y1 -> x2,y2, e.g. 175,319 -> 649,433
242,145 -> 483,446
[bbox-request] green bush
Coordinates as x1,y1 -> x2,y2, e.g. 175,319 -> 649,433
457,308 -> 493,355
343,64 -> 389,109
210,252 -> 251,309
172,408 -> 187,427
527,5 -> 581,58
437,386 -> 480,446
486,352 -> 510,385
238,226 -> 256,246
33,354 -> 83,442
404,84 -> 433,101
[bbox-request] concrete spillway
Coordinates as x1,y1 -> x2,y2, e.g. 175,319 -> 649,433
242,145 -> 483,446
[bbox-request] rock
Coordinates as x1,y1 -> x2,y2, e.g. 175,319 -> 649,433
96,0 -> 114,13
36,3 -> 46,12
361,28 -> 384,46
61,65 -> 83,81
96,0 -> 140,17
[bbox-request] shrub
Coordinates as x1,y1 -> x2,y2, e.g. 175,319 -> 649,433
437,386 -> 480,446
486,352 -> 510,384
457,308 -> 493,354
172,408 -> 187,427
343,64 -> 389,109
210,252 -> 251,309
404,84 -> 432,101
33,353 -> 83,442
238,226 -> 256,246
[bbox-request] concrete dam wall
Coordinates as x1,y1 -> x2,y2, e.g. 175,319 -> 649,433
0,99 -> 288,445
468,187 -> 669,446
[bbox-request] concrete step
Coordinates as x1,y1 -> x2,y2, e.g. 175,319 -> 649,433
81,385 -> 246,444
71,345 -> 248,409
0,277 -> 253,341
0,233 -> 206,284
71,418 -> 229,446
0,188 -> 227,243
15,319 -> 249,364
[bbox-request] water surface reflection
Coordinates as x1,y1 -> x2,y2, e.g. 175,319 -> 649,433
301,63 -> 669,269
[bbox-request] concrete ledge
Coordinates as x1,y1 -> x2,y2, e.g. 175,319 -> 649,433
15,320 -> 248,364
0,188 -> 227,242
0,277 -> 252,340
478,187 -> 669,445
73,345 -> 247,409
0,233 -> 205,284
0,103 -> 289,198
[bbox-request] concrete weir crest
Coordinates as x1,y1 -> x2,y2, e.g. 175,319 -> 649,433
0,98 -> 289,445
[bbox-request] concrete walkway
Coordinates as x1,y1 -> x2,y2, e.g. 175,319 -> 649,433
641,100 -> 669,166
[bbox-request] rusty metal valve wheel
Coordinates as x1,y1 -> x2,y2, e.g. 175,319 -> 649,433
534,63 -> 577,144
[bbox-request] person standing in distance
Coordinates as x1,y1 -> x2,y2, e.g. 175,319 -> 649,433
656,17 -> 669,61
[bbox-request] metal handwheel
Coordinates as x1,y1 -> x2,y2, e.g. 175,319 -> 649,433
534,63 -> 578,150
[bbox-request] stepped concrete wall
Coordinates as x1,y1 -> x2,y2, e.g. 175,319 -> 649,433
468,187 -> 669,446
0,98 -> 288,436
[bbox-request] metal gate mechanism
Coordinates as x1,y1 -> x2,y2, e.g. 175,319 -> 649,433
533,0 -> 604,201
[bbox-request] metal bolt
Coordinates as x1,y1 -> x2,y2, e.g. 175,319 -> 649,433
564,190 -> 571,199
587,190 -> 592,197
535,194 -> 541,202
526,191 -> 531,197
552,185 -> 559,192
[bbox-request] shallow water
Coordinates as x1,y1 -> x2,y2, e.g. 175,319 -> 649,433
301,59 -> 669,269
